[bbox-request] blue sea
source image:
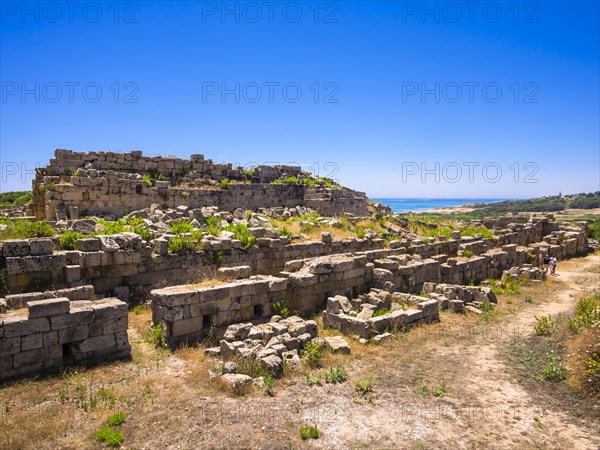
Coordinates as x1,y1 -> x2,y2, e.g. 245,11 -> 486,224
371,198 -> 510,213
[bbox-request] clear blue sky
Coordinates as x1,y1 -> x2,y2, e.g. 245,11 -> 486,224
1,1 -> 599,198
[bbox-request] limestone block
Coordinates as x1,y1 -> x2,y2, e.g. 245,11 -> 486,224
29,239 -> 54,256
92,299 -> 128,321
324,336 -> 351,354
64,265 -> 81,282
171,316 -> 203,337
77,238 -> 101,252
75,333 -> 116,353
2,240 -> 30,257
0,336 -> 20,355
27,298 -> 70,319
13,347 -> 48,369
58,325 -> 89,344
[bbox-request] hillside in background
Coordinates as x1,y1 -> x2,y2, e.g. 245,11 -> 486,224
472,192 -> 599,214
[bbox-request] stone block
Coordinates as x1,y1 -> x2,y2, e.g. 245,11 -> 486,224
0,336 -> 20,355
75,333 -> 116,353
59,325 -> 90,344
27,297 -> 70,319
92,299 -> 128,321
64,265 -> 81,282
21,333 -> 44,351
13,347 -> 48,369
171,316 -> 203,337
29,239 -> 54,256
2,240 -> 30,257
77,238 -> 101,252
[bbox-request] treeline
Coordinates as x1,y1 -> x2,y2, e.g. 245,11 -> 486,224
473,192 -> 599,214
0,191 -> 32,208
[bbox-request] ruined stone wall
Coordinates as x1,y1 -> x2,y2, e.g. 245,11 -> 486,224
0,297 -> 130,382
150,276 -> 287,345
32,149 -> 369,219
0,223 -> 588,300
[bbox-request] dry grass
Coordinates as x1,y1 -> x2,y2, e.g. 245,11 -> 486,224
1,255 -> 599,449
566,326 -> 600,400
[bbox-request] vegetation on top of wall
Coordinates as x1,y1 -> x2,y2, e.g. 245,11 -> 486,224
0,219 -> 56,239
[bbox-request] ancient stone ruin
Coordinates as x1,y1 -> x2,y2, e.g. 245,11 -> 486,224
0,149 -> 593,382
31,149 -> 369,220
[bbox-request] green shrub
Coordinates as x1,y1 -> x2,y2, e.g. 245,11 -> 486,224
299,424 -> 319,440
278,227 -> 295,242
539,357 -> 567,381
225,223 -> 255,249
146,324 -> 167,349
169,221 -> 194,234
107,411 -> 125,427
534,315 -> 556,336
354,378 -> 375,395
205,215 -> 223,236
0,220 -> 56,239
355,227 -> 366,239
372,309 -> 389,317
463,250 -> 474,258
432,380 -> 446,397
142,173 -> 153,187
59,231 -> 83,250
168,235 -> 196,254
244,169 -> 254,181
324,365 -> 348,384
305,371 -> 324,386
284,176 -> 298,184
94,219 -> 126,235
95,427 -> 124,447
133,225 -> 153,242
300,342 -> 324,367
220,178 -> 230,189
270,299 -> 289,318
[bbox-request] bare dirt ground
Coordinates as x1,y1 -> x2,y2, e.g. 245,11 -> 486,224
1,254 -> 599,450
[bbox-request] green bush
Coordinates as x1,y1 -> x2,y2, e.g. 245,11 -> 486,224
133,225 -> 153,242
284,176 -> 298,184
270,299 -> 289,318
142,173 -> 153,187
568,295 -> 600,332
244,169 -> 254,181
169,221 -> 194,234
354,378 -> 375,395
59,231 -> 83,250
539,357 -> 567,381
372,309 -> 389,317
2,220 -> 57,238
432,380 -> 446,397
300,342 -> 324,367
107,411 -> 126,427
277,227 -> 295,243
534,315 -> 556,336
94,219 -> 126,235
168,235 -> 196,254
225,223 -> 255,250
205,215 -> 223,236
220,178 -> 230,189
145,324 -> 167,349
463,250 -> 474,258
299,424 -> 319,440
95,427 -> 124,447
324,365 -> 348,384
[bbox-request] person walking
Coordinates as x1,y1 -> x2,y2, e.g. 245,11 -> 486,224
549,256 -> 558,275
543,254 -> 550,272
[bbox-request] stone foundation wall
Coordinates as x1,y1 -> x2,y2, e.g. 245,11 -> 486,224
0,297 -> 130,382
0,223 -> 588,305
150,275 -> 288,345
32,149 -> 369,219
